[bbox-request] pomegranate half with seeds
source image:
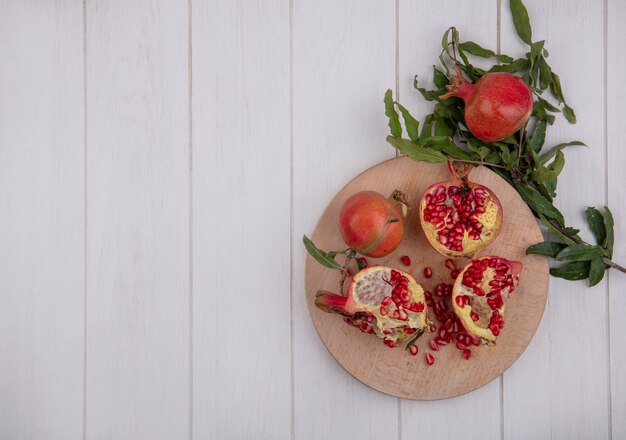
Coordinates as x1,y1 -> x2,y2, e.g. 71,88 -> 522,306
338,190 -> 409,258
315,266 -> 429,346
452,256 -> 522,345
419,161 -> 503,259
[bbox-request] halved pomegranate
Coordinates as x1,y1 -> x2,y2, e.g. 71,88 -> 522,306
419,161 -> 503,259
315,266 -> 430,346
452,256 -> 522,345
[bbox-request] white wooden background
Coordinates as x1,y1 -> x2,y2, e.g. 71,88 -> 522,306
0,0 -> 624,439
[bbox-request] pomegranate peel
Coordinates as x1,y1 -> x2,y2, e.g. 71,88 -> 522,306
419,161 -> 503,259
315,266 -> 430,345
441,65 -> 533,143
339,190 -> 409,258
452,256 -> 522,345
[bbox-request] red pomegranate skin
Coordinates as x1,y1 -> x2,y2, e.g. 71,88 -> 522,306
338,191 -> 404,258
444,71 -> 533,143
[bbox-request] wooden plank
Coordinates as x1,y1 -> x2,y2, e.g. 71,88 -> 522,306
84,1 -> 190,438
0,1 -> 84,439
0,1 -> 85,438
608,0 -> 626,437
190,1 -> 291,438
397,1 -> 501,437
501,1 -> 610,438
292,0 -> 399,437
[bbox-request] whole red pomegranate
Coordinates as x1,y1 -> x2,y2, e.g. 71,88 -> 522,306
316,266 -> 430,347
441,65 -> 533,142
339,190 -> 409,258
452,256 -> 522,345
419,161 -> 503,259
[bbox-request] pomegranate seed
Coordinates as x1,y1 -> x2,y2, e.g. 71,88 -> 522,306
445,259 -> 456,270
409,345 -> 418,356
435,336 -> 448,346
425,353 -> 435,366
392,310 -> 400,319
456,342 -> 468,350
380,306 -> 388,316
383,328 -> 393,335
429,324 -> 437,333
463,349 -> 472,360
430,340 -> 439,351
451,269 -> 460,279
384,339 -> 396,348
398,309 -> 408,321
381,296 -> 391,306
470,311 -> 479,322
424,267 -> 433,278
400,255 -> 411,266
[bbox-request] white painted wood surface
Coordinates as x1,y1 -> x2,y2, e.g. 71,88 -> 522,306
0,0 -> 623,438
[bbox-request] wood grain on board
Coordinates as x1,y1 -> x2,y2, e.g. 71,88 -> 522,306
306,157 -> 548,400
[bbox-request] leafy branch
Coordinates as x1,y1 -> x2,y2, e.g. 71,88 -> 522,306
383,0 -> 624,286
303,235 -> 364,294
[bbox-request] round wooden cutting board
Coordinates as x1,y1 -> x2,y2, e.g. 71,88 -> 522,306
305,156 -> 549,400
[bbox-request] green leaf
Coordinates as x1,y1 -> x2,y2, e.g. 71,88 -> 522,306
549,71 -> 565,103
434,113 -> 455,136
421,136 -> 472,160
386,136 -> 447,163
510,0 -> 533,44
588,258 -> 606,287
515,183 -> 564,223
555,244 -> 606,262
529,119 -> 547,152
550,261 -> 590,281
548,150 -> 565,176
458,41 -> 497,58
540,141 -> 586,164
562,103 -> 576,123
433,66 -> 449,89
384,89 -> 402,138
526,241 -> 567,258
397,103 -> 420,142
585,207 -> 606,246
537,56 -> 553,91
540,215 -> 578,245
405,329 -> 425,349
489,58 -> 529,73
537,96 -> 560,113
603,206 -> 614,258
533,100 -> 556,124
356,257 -> 367,271
467,141 -> 490,160
303,235 -> 343,270
420,114 -> 434,140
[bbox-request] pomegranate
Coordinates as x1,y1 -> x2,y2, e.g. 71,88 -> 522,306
338,190 -> 409,258
315,266 -> 429,346
419,161 -> 503,259
441,65 -> 533,142
452,256 -> 522,345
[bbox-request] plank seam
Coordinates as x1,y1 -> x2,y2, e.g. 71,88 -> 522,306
289,0 -> 295,438
188,0 -> 194,438
604,0 -> 613,438
82,0 -> 88,438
